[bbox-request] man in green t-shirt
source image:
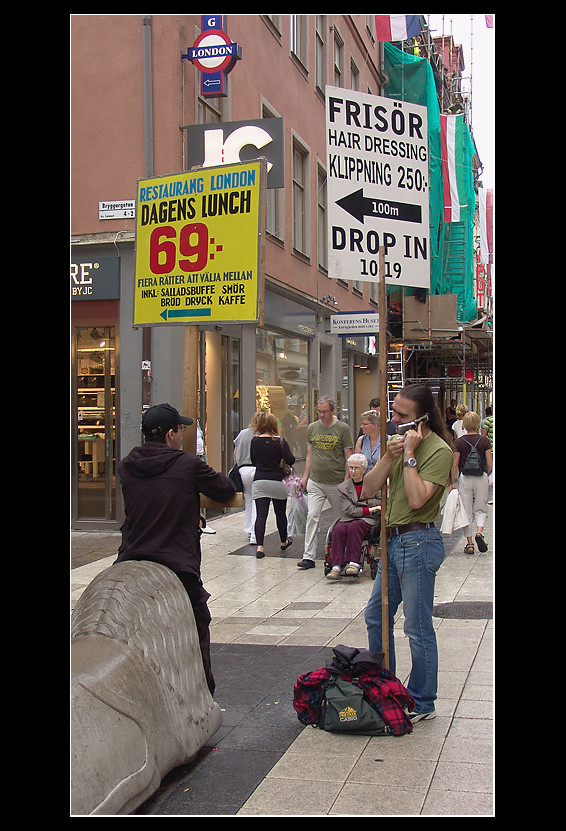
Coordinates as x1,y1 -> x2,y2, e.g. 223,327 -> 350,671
361,385 -> 453,722
297,395 -> 354,569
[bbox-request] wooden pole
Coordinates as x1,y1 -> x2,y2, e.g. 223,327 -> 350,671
378,247 -> 389,669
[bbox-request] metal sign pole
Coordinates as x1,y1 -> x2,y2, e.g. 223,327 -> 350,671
378,247 -> 389,669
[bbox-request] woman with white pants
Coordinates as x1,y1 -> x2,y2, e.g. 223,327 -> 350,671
233,412 -> 262,545
451,411 -> 493,554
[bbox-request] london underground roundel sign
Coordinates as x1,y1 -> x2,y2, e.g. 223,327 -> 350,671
189,29 -> 237,74
182,15 -> 242,98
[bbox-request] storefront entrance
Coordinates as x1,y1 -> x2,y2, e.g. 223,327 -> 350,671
199,329 -> 241,475
72,325 -> 117,525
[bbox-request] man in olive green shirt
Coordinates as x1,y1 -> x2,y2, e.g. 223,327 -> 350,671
362,385 -> 453,722
298,395 -> 353,569
384,429 -> 452,528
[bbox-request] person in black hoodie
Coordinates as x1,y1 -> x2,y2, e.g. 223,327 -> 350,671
115,403 -> 236,695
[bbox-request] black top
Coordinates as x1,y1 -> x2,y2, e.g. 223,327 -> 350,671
250,435 -> 295,482
115,442 -> 235,576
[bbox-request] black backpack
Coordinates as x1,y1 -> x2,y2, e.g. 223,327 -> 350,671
461,436 -> 484,476
317,674 -> 390,735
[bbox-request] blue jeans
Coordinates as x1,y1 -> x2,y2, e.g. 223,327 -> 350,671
364,526 -> 445,713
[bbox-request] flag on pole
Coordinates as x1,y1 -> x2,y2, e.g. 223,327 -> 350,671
478,187 -> 493,265
440,113 -> 467,223
375,15 -> 421,42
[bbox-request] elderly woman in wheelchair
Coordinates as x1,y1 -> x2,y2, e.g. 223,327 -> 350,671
326,453 -> 381,580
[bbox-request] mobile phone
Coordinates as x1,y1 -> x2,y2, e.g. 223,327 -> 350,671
396,413 -> 429,435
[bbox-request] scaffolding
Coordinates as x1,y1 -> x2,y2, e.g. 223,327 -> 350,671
403,327 -> 492,412
386,345 -> 405,419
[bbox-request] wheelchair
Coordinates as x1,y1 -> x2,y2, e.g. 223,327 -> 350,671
324,519 -> 381,580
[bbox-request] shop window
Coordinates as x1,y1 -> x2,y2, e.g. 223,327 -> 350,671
256,329 -> 309,458
75,326 -> 116,521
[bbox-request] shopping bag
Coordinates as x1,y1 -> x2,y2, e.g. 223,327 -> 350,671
285,476 -> 307,535
288,497 -> 307,535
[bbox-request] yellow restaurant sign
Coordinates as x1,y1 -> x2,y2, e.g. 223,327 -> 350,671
134,160 -> 264,325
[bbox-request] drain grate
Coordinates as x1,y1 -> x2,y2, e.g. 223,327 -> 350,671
433,601 -> 493,620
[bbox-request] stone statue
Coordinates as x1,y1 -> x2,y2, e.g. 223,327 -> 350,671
71,561 -> 222,815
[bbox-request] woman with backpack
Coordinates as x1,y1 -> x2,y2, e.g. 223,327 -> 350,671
450,411 -> 493,553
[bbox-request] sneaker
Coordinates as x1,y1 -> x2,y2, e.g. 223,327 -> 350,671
475,533 -> 488,553
327,568 -> 342,580
297,559 -> 315,569
344,563 -> 360,576
407,709 -> 436,723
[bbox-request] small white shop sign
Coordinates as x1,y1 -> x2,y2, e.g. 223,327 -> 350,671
330,312 -> 379,334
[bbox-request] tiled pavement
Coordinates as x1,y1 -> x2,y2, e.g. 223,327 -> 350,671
71,498 -> 494,816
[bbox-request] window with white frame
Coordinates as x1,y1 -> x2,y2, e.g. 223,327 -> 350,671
315,15 -> 327,95
350,58 -> 360,91
292,139 -> 309,256
317,164 -> 327,271
333,28 -> 344,86
290,15 -> 308,68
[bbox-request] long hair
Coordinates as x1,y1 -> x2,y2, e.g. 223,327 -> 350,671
255,410 -> 279,436
399,384 -> 453,446
249,410 -> 263,430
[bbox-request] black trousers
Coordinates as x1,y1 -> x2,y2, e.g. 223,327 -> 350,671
175,571 -> 215,696
254,496 -> 288,546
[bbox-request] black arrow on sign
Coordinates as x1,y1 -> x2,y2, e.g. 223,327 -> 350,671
336,188 -> 422,224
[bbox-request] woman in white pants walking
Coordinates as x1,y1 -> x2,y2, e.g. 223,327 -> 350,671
233,412 -> 262,544
451,411 -> 493,554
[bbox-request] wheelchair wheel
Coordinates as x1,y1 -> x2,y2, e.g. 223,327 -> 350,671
368,544 -> 380,580
324,543 -> 332,575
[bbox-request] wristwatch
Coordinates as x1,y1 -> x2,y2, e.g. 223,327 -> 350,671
403,457 -> 417,468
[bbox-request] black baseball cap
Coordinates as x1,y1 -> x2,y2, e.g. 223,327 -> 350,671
142,403 -> 194,436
